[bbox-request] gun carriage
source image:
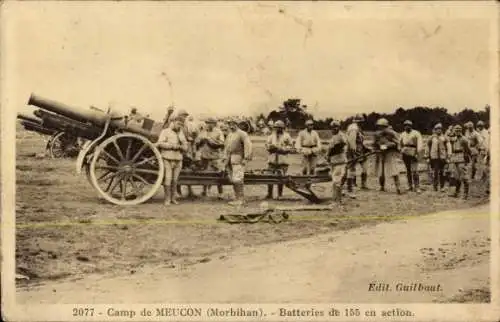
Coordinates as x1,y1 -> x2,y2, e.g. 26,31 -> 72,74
27,93 -> 332,206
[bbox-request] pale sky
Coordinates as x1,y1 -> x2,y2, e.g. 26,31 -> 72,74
2,1 -> 496,122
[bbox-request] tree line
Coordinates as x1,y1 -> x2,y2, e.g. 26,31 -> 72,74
257,98 -> 490,135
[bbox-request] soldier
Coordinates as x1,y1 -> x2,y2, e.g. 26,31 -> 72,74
295,119 -> 321,176
265,120 -> 293,200
476,120 -> 489,181
224,119 -> 253,206
373,118 -> 401,194
196,118 -> 225,199
425,123 -> 452,192
464,121 -> 481,180
448,125 -> 472,199
128,107 -> 144,124
155,117 -> 188,206
399,120 -> 424,192
345,114 -> 369,196
327,120 -> 348,206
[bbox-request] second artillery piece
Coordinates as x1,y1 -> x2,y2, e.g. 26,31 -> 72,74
27,93 -> 333,206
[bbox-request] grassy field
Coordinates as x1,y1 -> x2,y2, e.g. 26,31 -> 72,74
15,129 -> 489,285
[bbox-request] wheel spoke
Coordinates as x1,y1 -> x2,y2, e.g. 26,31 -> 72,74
107,174 -> 122,193
97,170 -> 117,182
113,140 -> 125,161
120,180 -> 127,200
125,138 -> 132,161
134,156 -> 156,167
134,168 -> 159,175
132,173 -> 149,185
100,149 -> 120,165
131,143 -> 147,163
95,165 -> 120,171
128,176 -> 140,194
104,174 -> 116,191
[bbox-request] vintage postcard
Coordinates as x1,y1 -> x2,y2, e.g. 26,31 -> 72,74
1,1 -> 499,321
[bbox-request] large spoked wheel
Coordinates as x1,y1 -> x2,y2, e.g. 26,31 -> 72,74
48,132 -> 80,158
89,133 -> 164,205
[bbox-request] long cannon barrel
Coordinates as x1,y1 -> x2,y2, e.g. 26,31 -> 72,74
28,93 -> 118,127
20,120 -> 57,136
28,93 -> 160,141
17,113 -> 42,125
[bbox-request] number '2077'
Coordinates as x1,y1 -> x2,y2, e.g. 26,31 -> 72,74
73,308 -> 95,316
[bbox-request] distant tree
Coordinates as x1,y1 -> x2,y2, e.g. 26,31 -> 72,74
267,98 -> 310,129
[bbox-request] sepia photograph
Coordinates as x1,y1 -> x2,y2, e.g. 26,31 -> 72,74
1,1 -> 498,321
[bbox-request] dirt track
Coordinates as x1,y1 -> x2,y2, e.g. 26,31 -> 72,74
17,205 -> 490,304
15,131 -> 491,304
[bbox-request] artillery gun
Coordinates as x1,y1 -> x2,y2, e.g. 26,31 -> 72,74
27,93 -> 332,206
17,113 -> 58,137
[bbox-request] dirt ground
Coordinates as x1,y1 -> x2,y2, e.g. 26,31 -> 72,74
14,130 -> 491,303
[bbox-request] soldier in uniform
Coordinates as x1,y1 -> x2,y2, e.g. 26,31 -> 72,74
464,121 -> 481,180
295,119 -> 321,176
399,120 -> 424,192
345,114 -> 369,198
373,118 -> 401,194
155,117 -> 188,206
448,125 -> 472,199
476,120 -> 489,181
265,120 -> 293,200
425,123 -> 452,192
195,118 -> 225,199
327,120 -> 348,206
224,119 -> 253,206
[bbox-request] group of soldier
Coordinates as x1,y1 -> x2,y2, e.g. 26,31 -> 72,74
155,106 -> 490,208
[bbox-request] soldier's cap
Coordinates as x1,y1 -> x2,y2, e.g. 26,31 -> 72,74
353,114 -> 364,122
403,120 -> 413,126
267,120 -> 274,126
177,109 -> 189,116
330,120 -> 341,127
305,119 -> 314,125
454,124 -> 463,131
464,121 -> 473,128
274,120 -> 285,128
173,116 -> 185,122
434,123 -> 443,129
376,118 -> 389,126
477,120 -> 485,126
227,118 -> 238,124
205,117 -> 216,124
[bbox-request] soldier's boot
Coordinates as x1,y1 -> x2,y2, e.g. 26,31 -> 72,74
187,185 -> 195,198
413,172 -> 421,193
163,186 -> 171,206
202,186 -> 208,197
453,181 -> 462,198
379,176 -> 386,191
471,166 -> 477,181
277,184 -> 284,199
439,174 -> 446,192
406,170 -> 413,191
433,172 -> 439,191
171,184 -> 179,204
265,185 -> 274,199
353,176 -> 358,187
463,181 -> 469,199
229,184 -> 244,206
217,185 -> 224,199
393,176 -> 402,194
176,185 -> 182,196
360,173 -> 368,190
346,178 -> 356,199
448,178 -> 457,197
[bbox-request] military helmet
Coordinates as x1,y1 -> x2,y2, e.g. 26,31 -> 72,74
464,121 -> 473,128
353,114 -> 364,122
477,120 -> 485,127
434,123 -> 443,129
305,119 -> 314,126
403,120 -> 413,126
330,120 -> 341,127
177,109 -> 189,116
274,120 -> 285,128
267,120 -> 274,127
205,117 -> 216,124
454,124 -> 463,131
376,118 -> 389,127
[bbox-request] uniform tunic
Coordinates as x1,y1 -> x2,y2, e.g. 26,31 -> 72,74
157,128 -> 188,185
196,127 -> 225,171
295,129 -> 321,174
374,128 -> 400,178
346,123 -> 368,177
449,135 -> 471,181
426,134 -> 451,160
328,132 -> 348,184
224,129 -> 252,183
266,132 -> 293,166
399,130 -> 423,158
